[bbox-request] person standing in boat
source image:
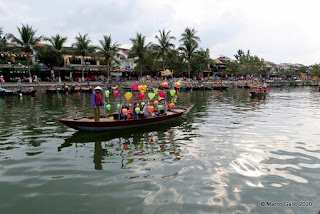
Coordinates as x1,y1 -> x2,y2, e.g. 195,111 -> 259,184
92,86 -> 104,122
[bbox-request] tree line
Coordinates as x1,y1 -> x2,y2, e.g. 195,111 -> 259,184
0,24 -> 212,81
0,25 -> 318,81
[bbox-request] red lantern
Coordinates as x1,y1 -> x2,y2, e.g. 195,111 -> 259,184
158,91 -> 165,98
137,93 -> 144,101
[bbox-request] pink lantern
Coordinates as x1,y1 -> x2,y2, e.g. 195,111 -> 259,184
132,83 -> 138,90
113,90 -> 119,98
51,85 -> 55,88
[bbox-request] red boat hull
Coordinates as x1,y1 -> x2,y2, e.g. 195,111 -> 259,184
57,104 -> 194,132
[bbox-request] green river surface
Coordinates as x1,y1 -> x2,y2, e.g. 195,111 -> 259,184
0,87 -> 319,214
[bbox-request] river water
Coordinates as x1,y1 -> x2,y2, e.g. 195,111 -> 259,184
0,87 -> 319,214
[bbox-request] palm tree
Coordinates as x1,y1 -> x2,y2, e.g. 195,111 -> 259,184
72,33 -> 94,82
7,24 -> 43,82
45,34 -> 67,82
154,29 -> 176,70
179,27 -> 201,44
179,39 -> 198,78
0,27 -> 7,52
197,48 -> 211,78
130,33 -> 151,79
97,35 -> 120,83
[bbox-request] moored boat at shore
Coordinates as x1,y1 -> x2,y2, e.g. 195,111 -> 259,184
57,104 -> 194,132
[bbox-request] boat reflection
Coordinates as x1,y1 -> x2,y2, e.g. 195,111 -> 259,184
59,121 -> 183,170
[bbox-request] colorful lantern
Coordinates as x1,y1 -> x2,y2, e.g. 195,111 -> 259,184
154,100 -> 158,106
135,107 -> 140,114
113,90 -> 119,98
138,85 -> 143,92
142,85 -> 147,92
158,105 -> 163,111
132,84 -> 138,90
106,104 -> 111,110
169,103 -> 174,109
122,108 -> 128,115
174,82 -> 181,88
161,82 -> 168,87
137,93 -> 144,101
158,91 -> 165,98
148,92 -> 155,100
125,92 -> 133,101
148,106 -> 154,112
169,90 -> 176,96
105,90 -> 110,98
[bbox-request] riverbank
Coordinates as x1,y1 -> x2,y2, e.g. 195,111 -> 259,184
0,79 -> 319,89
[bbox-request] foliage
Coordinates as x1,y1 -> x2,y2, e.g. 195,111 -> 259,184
7,24 -> 43,54
72,33 -> 95,58
133,50 -> 161,76
190,48 -> 211,76
166,49 -> 186,76
35,46 -> 63,68
7,24 -> 42,78
178,27 -> 201,78
225,49 -> 266,76
153,29 -> 176,70
96,35 -> 120,78
0,27 -> 8,52
130,33 -> 151,78
310,64 -> 320,76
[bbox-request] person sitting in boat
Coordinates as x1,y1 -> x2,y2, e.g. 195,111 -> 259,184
158,98 -> 167,115
142,102 -> 152,118
153,106 -> 160,117
92,86 -> 104,122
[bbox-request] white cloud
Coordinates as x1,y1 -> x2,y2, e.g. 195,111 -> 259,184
1,0 -> 320,65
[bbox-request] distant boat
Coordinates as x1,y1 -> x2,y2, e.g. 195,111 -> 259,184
46,88 -> 57,94
80,87 -> 92,93
17,89 -> 37,96
57,104 -> 194,132
249,86 -> 269,97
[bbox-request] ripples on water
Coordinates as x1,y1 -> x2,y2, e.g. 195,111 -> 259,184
0,87 -> 319,214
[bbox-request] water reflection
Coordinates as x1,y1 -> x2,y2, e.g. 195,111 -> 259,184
59,122 -> 185,170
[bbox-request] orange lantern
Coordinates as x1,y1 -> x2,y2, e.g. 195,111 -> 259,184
138,85 -> 143,92
154,100 -> 158,106
122,108 -> 128,115
149,106 -> 154,112
169,103 -> 174,109
161,82 -> 168,87
174,82 -> 181,88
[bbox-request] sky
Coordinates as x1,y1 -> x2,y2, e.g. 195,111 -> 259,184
0,0 -> 320,65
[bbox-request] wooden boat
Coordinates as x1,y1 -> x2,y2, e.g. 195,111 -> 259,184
70,86 -> 81,93
212,86 -> 228,90
3,89 -> 15,96
17,89 -> 37,96
250,87 -> 269,97
57,104 -> 194,132
81,87 -> 92,93
46,88 -> 57,93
